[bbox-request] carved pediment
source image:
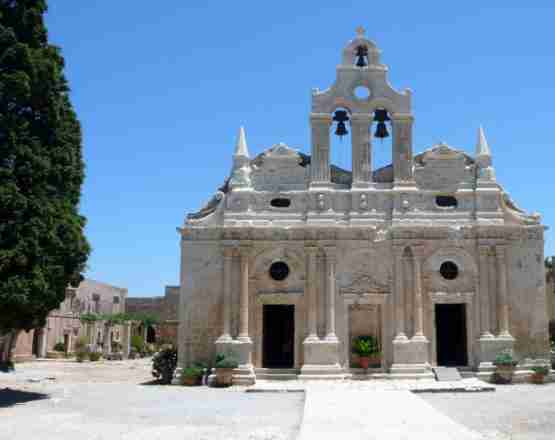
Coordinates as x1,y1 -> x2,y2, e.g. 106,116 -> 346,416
340,273 -> 389,295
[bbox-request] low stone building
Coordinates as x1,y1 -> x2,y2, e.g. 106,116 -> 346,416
8,279 -> 127,362
175,29 -> 550,383
126,286 -> 180,345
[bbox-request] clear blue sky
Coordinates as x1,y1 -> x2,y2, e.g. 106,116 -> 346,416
44,2 -> 555,297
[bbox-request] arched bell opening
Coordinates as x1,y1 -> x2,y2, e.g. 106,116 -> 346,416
371,107 -> 393,172
353,44 -> 369,68
330,107 -> 353,174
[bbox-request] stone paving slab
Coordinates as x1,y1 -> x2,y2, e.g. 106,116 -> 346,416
298,388 -> 486,440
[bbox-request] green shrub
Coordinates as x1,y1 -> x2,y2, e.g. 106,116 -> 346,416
152,348 -> 178,384
131,335 -> 144,353
494,349 -> 517,366
88,351 -> 102,362
53,342 -> 66,352
183,366 -> 203,379
532,365 -> 550,375
215,353 -> 239,369
352,335 -> 380,356
75,351 -> 87,362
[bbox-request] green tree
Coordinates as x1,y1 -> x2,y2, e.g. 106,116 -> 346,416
0,0 -> 90,361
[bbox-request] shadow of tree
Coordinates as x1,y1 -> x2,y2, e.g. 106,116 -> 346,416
139,379 -> 164,386
0,388 -> 49,408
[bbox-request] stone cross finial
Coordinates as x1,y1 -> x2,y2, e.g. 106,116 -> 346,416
356,26 -> 365,37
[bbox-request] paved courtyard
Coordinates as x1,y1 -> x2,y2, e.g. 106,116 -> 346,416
1,359 -> 555,439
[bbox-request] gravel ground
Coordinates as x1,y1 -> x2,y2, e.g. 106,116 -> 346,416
421,383 -> 555,440
0,359 -> 304,440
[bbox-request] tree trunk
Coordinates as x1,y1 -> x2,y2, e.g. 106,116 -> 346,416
1,329 -> 20,364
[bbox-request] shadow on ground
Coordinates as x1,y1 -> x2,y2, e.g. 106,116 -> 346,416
0,388 -> 49,408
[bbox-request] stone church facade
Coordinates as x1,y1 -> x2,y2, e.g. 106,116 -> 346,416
176,29 -> 549,383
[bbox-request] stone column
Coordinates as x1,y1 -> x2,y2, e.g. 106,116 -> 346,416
412,247 -> 426,340
478,245 -> 493,338
324,247 -> 338,342
351,114 -> 372,187
216,246 -> 234,343
102,324 -> 111,356
391,114 -> 414,184
122,323 -> 131,359
237,244 -> 251,343
309,113 -> 332,186
304,246 -> 319,342
40,328 -> 48,358
393,246 -> 407,341
496,245 -> 512,338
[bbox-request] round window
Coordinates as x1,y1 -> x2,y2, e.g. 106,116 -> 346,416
439,261 -> 459,280
269,261 -> 290,281
354,86 -> 370,100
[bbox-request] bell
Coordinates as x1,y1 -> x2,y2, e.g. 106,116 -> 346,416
355,45 -> 368,67
373,109 -> 390,139
374,121 -> 389,139
335,121 -> 348,137
333,110 -> 349,137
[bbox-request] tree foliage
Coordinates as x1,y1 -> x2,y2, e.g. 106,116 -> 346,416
0,0 -> 90,333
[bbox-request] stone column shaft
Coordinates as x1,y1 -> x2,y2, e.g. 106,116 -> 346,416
479,245 -> 493,338
217,247 -> 234,342
325,248 -> 338,341
394,248 -> 406,339
305,247 -> 319,340
238,246 -> 251,341
413,253 -> 424,338
496,245 -> 511,338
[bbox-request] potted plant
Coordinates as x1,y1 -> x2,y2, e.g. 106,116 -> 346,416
352,335 -> 380,369
74,336 -> 89,363
530,365 -> 550,384
214,353 -> 238,387
182,365 -> 204,386
493,349 -> 518,384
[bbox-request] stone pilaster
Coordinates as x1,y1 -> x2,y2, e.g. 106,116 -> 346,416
393,246 -> 407,341
479,245 -> 493,339
304,246 -> 319,342
309,113 -> 332,188
496,245 -> 513,340
412,246 -> 426,341
351,114 -> 372,187
216,246 -> 234,343
391,114 -> 414,186
324,246 -> 338,342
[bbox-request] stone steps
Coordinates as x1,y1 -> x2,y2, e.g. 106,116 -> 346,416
255,368 -> 299,381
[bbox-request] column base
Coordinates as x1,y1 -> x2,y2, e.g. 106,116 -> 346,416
391,336 -> 431,376
476,335 -> 514,365
233,364 -> 256,385
299,338 -> 344,379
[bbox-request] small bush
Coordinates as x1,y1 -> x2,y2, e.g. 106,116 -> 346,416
76,351 -> 87,362
89,351 -> 102,362
131,335 -> 144,353
53,342 -> 66,352
532,365 -> 550,375
494,349 -> 517,366
152,347 -> 178,384
215,353 -> 239,369
352,335 -> 380,356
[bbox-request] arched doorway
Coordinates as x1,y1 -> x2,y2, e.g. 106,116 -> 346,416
146,326 -> 156,344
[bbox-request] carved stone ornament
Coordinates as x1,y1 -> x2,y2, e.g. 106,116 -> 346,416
340,273 -> 389,295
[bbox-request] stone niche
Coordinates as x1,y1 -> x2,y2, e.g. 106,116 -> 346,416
348,304 -> 383,368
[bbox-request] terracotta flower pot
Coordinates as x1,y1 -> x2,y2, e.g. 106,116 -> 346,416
530,373 -> 545,385
359,356 -> 370,369
494,365 -> 515,384
215,368 -> 234,387
183,375 -> 202,386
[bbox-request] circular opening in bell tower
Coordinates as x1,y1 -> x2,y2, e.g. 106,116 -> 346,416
354,86 -> 370,100
439,261 -> 459,280
269,261 -> 290,281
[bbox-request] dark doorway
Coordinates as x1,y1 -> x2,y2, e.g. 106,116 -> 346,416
436,304 -> 468,366
146,326 -> 156,343
263,305 -> 295,368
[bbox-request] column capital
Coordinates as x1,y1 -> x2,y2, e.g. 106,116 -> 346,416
495,244 -> 507,255
478,244 -> 491,257
223,246 -> 235,258
324,246 -> 337,261
238,241 -> 253,257
351,113 -> 373,123
391,113 -> 414,123
392,245 -> 405,257
310,113 -> 333,124
304,245 -> 319,256
412,244 -> 425,258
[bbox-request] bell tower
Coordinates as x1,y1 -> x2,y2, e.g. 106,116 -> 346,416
309,27 -> 414,190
